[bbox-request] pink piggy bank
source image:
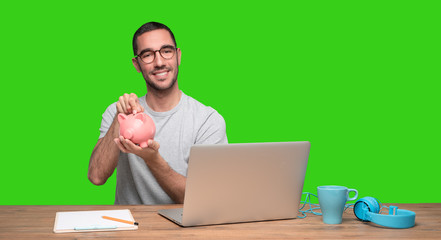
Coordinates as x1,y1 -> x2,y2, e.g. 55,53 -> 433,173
118,113 -> 156,148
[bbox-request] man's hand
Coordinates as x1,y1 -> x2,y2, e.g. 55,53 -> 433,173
114,135 -> 186,204
116,93 -> 145,114
114,136 -> 160,161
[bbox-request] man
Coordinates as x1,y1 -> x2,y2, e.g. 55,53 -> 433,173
88,22 -> 228,205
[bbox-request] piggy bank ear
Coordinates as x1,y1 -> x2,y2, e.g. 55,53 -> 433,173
118,113 -> 128,123
134,113 -> 146,122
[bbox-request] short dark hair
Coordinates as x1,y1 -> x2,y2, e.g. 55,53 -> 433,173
132,22 -> 177,56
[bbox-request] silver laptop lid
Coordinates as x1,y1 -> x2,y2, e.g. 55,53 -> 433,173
181,141 -> 310,226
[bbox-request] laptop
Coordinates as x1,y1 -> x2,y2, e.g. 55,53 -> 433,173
158,141 -> 310,227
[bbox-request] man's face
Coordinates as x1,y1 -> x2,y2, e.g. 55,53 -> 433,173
132,29 -> 181,91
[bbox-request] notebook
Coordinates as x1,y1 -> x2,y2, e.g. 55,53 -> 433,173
53,209 -> 138,233
158,141 -> 311,227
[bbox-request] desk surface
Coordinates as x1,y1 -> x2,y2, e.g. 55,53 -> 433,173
0,204 -> 440,239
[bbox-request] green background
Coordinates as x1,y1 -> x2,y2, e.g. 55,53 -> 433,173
1,1 -> 439,205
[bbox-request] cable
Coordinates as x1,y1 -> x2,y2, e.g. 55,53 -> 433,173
298,192 -> 322,218
298,192 -> 354,218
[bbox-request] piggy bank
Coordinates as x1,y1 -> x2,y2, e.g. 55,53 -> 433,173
117,112 -> 156,148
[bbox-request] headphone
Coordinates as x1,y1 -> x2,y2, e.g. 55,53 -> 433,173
353,197 -> 416,229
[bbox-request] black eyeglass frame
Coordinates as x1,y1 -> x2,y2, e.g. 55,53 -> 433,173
136,46 -> 177,64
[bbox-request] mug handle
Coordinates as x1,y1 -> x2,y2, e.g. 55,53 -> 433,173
347,189 -> 358,201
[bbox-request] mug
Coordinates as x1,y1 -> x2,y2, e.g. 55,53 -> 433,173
317,186 -> 358,224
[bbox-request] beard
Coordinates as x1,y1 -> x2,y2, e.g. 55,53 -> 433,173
145,73 -> 178,91
140,62 -> 179,92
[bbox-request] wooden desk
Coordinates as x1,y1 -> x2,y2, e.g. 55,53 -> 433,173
0,204 -> 440,239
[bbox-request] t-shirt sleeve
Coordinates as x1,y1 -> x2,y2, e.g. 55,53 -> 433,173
98,102 -> 117,139
195,110 -> 228,145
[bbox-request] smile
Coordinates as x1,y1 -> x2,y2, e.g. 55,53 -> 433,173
154,72 -> 168,76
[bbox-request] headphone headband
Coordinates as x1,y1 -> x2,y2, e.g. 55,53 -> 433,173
354,197 -> 415,229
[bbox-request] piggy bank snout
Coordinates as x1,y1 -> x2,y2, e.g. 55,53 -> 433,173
123,129 -> 134,139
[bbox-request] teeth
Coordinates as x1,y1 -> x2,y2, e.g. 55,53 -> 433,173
155,72 -> 167,76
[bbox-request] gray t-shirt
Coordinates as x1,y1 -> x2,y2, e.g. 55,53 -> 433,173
99,92 -> 228,204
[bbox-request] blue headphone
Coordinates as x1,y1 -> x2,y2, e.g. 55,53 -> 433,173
353,197 -> 416,228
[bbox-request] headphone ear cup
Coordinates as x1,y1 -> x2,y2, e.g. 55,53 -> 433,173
353,197 -> 381,221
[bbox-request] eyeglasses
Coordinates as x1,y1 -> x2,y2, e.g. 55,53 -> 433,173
136,46 -> 177,64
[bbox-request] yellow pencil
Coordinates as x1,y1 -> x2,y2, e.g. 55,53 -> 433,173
102,216 -> 139,225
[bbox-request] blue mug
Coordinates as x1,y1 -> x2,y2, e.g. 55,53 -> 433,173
317,186 -> 358,224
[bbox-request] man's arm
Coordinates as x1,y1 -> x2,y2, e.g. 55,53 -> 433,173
88,93 -> 144,185
88,116 -> 120,185
146,154 -> 186,203
113,110 -> 227,203
114,137 -> 186,203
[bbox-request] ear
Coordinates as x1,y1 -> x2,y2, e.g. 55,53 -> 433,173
134,113 -> 145,122
132,57 -> 142,73
118,113 -> 127,123
177,48 -> 181,66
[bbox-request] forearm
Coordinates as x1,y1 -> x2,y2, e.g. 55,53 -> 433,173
145,155 -> 186,203
88,117 -> 121,185
113,136 -> 186,203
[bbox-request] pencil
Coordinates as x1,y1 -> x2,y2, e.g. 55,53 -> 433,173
102,216 -> 139,226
